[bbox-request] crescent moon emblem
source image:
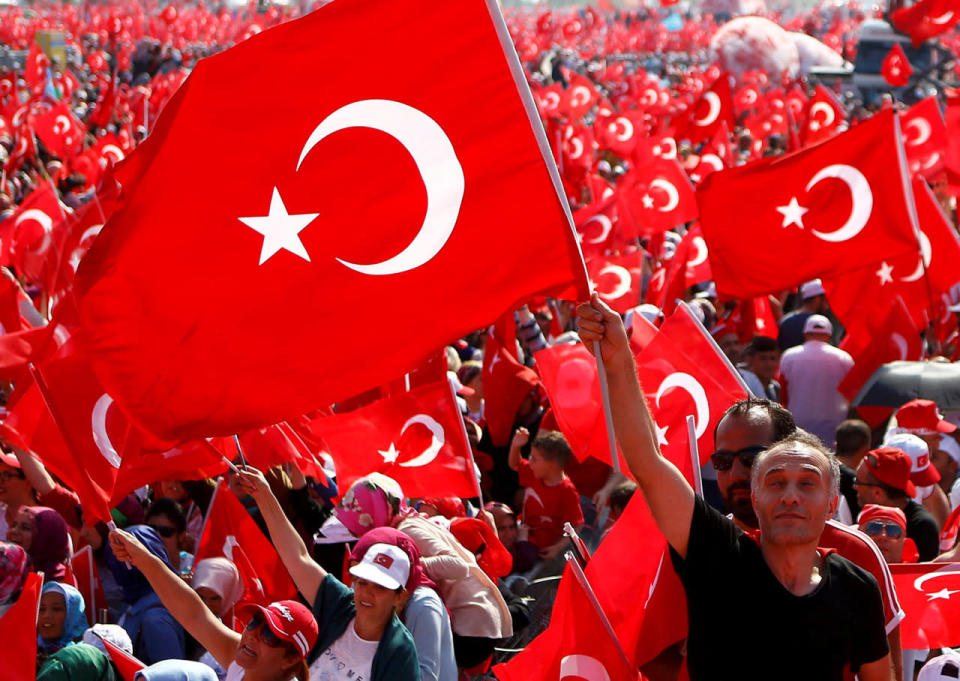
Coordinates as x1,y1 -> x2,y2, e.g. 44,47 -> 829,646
650,179 -> 680,212
14,209 -> 54,254
597,265 -> 632,300
543,92 -> 560,109
614,117 -> 634,142
700,154 -> 723,172
571,85 -> 591,108
582,215 -> 613,244
743,89 -> 757,104
891,333 -> 908,360
656,373 -> 709,439
100,144 -> 125,163
806,164 -> 873,243
297,100 -> 465,276
657,137 -> 677,159
53,115 -> 71,135
397,414 -> 445,468
809,101 -> 835,127
914,565 -> 960,591
91,394 -> 123,468
567,137 -> 584,159
559,656 -> 611,681
642,88 -> 658,106
693,91 -> 721,127
601,186 -> 615,200
524,486 -> 545,510
923,152 -> 941,170
688,236 -> 708,267
900,230 -> 932,282
931,10 -> 954,23
905,118 -> 932,147
649,268 -> 666,290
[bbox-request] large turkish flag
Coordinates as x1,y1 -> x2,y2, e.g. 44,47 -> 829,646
75,0 -> 588,443
699,110 -> 920,299
891,562 -> 960,649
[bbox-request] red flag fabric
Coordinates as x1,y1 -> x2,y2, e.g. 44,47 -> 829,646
70,545 -> 106,627
699,110 -> 920,299
946,90 -> 960,192
882,44 -> 914,87
901,97 -> 947,180
303,380 -> 479,498
587,252 -> 644,314
800,85 -> 845,147
32,101 -> 85,160
891,562 -> 960,649
494,561 -> 638,681
681,223 -> 712,288
195,481 -> 298,604
75,0 -> 589,444
823,177 -> 960,330
482,324 -> 541,447
4,181 -> 69,284
573,197 -> 618,258
891,0 -> 960,47
618,157 -> 698,237
671,75 -> 735,145
0,571 -> 41,681
535,342 -> 627,470
101,638 -> 147,681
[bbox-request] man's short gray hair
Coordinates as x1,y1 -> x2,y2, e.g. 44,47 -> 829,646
750,430 -> 841,499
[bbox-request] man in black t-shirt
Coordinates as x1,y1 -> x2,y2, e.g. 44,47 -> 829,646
577,294 -> 892,681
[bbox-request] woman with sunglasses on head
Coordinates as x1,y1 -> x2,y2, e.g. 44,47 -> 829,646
232,467 -> 420,681
108,528 -> 318,681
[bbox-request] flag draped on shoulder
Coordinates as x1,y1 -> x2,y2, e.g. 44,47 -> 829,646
75,0 -> 589,443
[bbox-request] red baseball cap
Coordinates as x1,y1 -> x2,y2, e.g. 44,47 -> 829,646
896,399 -> 958,435
865,447 -> 916,497
237,600 -> 318,659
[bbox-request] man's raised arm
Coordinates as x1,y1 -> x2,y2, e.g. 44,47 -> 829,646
577,293 -> 696,557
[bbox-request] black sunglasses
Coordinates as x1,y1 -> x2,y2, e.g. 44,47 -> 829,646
710,445 -> 767,472
863,521 -> 904,539
246,612 -> 285,648
147,524 -> 178,539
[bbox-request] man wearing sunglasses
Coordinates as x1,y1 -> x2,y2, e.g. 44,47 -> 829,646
857,505 -> 910,564
577,294 -> 892,681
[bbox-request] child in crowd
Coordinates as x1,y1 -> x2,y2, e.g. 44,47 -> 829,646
507,429 -> 583,562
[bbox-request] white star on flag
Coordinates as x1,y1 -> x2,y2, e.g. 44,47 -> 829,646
655,423 -> 669,447
875,261 -> 895,285
378,443 -> 400,464
642,194 -> 655,209
926,587 -> 960,601
239,187 -> 318,265
776,197 -> 809,229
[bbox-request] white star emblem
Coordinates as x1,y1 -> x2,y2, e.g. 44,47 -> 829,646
642,194 -> 655,209
655,423 -> 669,447
875,261 -> 895,285
378,443 -> 400,464
776,197 -> 809,229
690,172 -> 701,183
926,587 -> 960,601
238,187 -> 318,265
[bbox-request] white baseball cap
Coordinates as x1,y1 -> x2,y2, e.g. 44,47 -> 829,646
800,279 -> 825,299
349,543 -> 411,591
803,314 -> 832,335
884,432 -> 940,486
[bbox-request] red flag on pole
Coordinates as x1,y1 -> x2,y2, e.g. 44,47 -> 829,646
75,0 -> 589,444
699,110 -> 920,299
882,44 -> 914,87
890,562 -> 960,649
100,637 -> 147,681
303,380 -> 479,499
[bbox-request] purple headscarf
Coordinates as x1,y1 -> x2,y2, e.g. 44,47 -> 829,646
21,506 -> 69,582
349,527 -> 435,592
0,541 -> 28,605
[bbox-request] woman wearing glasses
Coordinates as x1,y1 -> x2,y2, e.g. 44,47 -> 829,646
108,528 -> 318,681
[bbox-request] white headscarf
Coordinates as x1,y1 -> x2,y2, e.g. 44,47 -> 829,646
192,557 -> 244,617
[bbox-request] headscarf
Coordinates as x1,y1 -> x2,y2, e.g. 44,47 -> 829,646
349,527 -> 435,592
36,642 -> 119,681
191,558 -> 244,617
335,473 -> 409,537
39,581 -> 88,653
135,660 -> 219,681
0,540 -> 28,606
105,525 -> 173,605
21,506 -> 69,582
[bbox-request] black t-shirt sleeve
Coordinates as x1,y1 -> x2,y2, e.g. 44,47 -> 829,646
845,562 -> 890,671
670,495 -> 742,581
909,510 -> 941,562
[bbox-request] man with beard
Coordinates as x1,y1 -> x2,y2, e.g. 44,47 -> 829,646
713,398 -> 904,680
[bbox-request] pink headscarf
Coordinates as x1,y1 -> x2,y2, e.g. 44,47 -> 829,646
348,527 -> 436,592
335,473 -> 410,537
0,541 -> 28,605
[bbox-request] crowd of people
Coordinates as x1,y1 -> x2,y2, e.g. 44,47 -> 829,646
2,0 -> 960,680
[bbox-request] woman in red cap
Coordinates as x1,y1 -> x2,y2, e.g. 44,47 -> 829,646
108,528 -> 318,681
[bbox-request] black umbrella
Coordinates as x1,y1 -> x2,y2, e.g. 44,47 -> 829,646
852,361 -> 960,409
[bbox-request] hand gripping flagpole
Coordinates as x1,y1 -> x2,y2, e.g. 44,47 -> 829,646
564,552 -> 633,672
593,340 -> 622,477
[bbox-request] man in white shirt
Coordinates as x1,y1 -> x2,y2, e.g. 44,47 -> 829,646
779,314 -> 854,445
